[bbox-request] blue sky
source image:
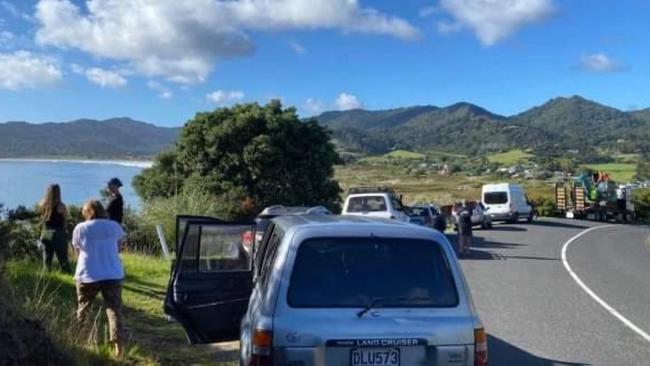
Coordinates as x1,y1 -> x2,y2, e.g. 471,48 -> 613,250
1,0 -> 650,127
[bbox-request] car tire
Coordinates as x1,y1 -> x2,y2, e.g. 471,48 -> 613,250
511,213 -> 519,224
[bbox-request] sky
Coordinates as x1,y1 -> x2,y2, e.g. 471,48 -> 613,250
1,0 -> 650,127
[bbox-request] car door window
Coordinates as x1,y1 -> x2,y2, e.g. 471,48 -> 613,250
198,224 -> 253,273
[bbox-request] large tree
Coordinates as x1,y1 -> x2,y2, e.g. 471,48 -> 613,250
134,101 -> 342,216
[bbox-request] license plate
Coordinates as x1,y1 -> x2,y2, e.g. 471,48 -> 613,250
351,348 -> 400,366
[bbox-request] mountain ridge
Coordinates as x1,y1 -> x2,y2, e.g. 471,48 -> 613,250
0,117 -> 180,159
315,95 -> 650,156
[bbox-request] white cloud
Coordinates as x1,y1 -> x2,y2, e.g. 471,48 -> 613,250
335,93 -> 362,111
147,81 -> 173,99
304,98 -> 325,115
438,0 -> 555,46
84,67 -> 127,88
580,53 -> 623,73
206,90 -> 244,105
419,6 -> 439,18
0,51 -> 62,90
34,0 -> 419,84
289,41 -> 307,55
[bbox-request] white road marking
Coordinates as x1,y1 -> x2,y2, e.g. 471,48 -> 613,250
561,224 -> 650,344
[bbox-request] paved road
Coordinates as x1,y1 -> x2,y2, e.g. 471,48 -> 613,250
459,218 -> 650,366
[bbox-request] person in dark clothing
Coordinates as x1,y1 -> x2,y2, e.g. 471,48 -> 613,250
39,184 -> 71,272
457,200 -> 473,255
106,177 -> 124,224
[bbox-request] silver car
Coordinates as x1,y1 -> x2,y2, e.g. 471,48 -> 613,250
165,215 -> 487,366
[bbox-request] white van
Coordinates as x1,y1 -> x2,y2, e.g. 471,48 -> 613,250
481,183 -> 533,223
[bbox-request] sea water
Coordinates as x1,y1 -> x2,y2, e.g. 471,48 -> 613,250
0,159 -> 150,210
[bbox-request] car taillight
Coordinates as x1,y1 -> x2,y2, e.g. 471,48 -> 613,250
250,329 -> 272,366
474,328 -> 488,366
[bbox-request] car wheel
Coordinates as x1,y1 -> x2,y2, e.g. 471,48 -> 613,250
511,213 -> 519,224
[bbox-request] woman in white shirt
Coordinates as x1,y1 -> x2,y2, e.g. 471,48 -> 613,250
72,199 -> 126,358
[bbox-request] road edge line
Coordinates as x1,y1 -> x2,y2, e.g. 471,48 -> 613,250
561,224 -> 650,344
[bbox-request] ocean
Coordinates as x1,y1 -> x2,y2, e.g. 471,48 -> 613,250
0,159 -> 151,210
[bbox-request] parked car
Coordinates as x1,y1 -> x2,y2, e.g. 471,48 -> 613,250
342,186 -> 410,223
165,215 -> 487,366
481,183 -> 533,223
452,201 -> 492,229
408,204 -> 447,232
255,205 -> 332,247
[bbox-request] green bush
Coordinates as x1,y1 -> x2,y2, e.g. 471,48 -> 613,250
140,187 -> 244,252
633,188 -> 650,220
531,197 -> 558,217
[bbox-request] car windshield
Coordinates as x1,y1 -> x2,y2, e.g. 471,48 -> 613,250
287,237 -> 459,308
346,196 -> 388,212
484,192 -> 508,204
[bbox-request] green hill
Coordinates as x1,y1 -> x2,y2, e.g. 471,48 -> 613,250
0,118 -> 179,159
317,96 -> 650,158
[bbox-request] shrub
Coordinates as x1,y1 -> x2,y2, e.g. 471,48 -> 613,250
139,187 -> 245,253
633,188 -> 650,220
531,197 -> 557,217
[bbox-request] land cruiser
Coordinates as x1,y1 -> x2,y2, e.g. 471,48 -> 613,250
165,214 -> 487,366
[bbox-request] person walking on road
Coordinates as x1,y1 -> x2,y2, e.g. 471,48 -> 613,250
106,178 -> 124,224
457,200 -> 473,255
72,200 -> 126,359
38,184 -> 72,273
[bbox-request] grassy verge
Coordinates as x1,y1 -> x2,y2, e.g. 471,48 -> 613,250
6,254 -> 237,365
581,163 -> 637,182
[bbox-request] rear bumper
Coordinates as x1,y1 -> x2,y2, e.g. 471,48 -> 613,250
489,212 -> 514,221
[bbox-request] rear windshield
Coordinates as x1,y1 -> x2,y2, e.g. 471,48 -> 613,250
287,238 -> 458,308
346,196 -> 388,212
484,192 -> 508,204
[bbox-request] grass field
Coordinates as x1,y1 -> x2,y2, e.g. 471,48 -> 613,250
335,164 -> 553,205
487,149 -> 533,165
581,163 -> 637,182
7,254 -> 238,366
383,149 -> 426,160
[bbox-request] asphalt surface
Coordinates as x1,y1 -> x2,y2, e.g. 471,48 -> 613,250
458,218 -> 650,366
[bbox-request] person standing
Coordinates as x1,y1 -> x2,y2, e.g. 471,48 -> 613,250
457,200 -> 473,255
72,200 -> 126,358
38,184 -> 72,273
106,178 -> 124,224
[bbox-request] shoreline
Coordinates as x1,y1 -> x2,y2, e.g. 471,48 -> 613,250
0,158 -> 153,168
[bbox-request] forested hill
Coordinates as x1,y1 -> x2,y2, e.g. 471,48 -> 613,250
0,118 -> 180,159
316,96 -> 650,156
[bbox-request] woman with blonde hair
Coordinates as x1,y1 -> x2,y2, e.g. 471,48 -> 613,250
72,199 -> 126,358
39,184 -> 71,272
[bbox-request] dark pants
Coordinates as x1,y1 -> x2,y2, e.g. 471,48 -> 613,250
42,228 -> 71,273
76,280 -> 124,344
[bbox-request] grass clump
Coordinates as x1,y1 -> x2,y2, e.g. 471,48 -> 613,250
7,254 -> 238,365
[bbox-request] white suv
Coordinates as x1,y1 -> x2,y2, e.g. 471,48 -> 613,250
342,187 -> 410,222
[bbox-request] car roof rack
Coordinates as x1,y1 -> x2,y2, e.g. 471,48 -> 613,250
258,205 -> 332,217
348,186 -> 396,195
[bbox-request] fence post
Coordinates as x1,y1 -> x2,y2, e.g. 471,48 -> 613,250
156,224 -> 171,259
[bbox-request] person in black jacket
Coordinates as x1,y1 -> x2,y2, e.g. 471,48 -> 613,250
39,184 -> 72,272
106,178 -> 124,224
457,200 -> 473,255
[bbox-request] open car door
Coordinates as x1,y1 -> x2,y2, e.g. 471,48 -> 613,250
165,218 -> 255,344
